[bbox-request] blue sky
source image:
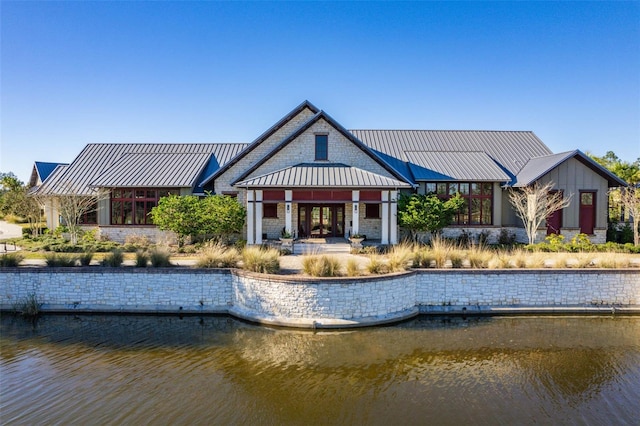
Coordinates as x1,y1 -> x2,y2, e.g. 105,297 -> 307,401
1,1 -> 639,183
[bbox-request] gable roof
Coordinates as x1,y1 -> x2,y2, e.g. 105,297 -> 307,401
405,151 -> 511,181
513,150 -> 628,187
231,110 -> 414,187
35,143 -> 246,196
199,100 -> 320,186
29,161 -> 69,187
235,163 -> 412,188
351,130 -> 552,180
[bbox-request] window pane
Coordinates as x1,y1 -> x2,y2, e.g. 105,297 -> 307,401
135,201 -> 146,224
425,183 -> 436,194
449,183 -> 459,196
113,189 -> 122,198
365,204 -> 380,219
581,193 -> 593,205
111,201 -> 122,225
122,190 -> 133,199
123,201 -> 133,224
482,199 -> 492,224
471,183 -> 481,195
471,199 -> 481,224
135,190 -> 146,198
437,183 -> 447,195
459,201 -> 469,225
459,183 -> 469,195
482,183 -> 493,195
315,135 -> 328,160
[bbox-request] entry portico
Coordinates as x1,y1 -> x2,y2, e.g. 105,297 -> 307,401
237,163 -> 410,244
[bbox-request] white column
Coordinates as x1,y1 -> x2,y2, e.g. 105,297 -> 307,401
381,190 -> 390,244
285,190 -> 293,235
352,190 -> 360,236
390,190 -> 398,244
255,190 -> 263,245
246,190 -> 255,245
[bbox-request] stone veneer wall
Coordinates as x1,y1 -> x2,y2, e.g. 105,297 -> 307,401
1,269 -> 638,328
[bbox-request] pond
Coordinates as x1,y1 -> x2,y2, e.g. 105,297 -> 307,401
1,314 -> 638,425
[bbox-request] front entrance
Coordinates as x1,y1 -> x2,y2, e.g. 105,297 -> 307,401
579,191 -> 596,235
298,204 -> 345,238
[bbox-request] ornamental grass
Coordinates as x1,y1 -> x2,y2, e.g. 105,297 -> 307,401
301,254 -> 342,277
387,244 -> 413,272
149,247 -> 172,267
197,243 -> 240,268
242,246 -> 280,274
0,252 -> 23,267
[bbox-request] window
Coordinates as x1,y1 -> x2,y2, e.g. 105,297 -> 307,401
79,201 -> 98,225
263,203 -> 278,218
315,134 -> 328,160
365,203 -> 380,219
424,182 -> 493,226
111,188 -> 180,225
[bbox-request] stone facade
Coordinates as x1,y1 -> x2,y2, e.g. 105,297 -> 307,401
2,268 -> 638,328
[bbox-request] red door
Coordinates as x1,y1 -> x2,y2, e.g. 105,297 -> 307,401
547,191 -> 563,235
579,191 -> 596,235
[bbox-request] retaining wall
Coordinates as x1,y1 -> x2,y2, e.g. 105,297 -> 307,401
1,268 -> 638,328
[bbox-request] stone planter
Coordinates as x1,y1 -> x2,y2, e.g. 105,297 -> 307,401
349,237 -> 364,249
279,238 -> 294,248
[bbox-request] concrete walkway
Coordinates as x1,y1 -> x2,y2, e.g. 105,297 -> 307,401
0,221 -> 22,253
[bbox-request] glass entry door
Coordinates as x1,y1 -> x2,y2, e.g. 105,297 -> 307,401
299,204 -> 344,238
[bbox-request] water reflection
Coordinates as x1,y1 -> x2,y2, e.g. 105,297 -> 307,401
1,315 -> 638,425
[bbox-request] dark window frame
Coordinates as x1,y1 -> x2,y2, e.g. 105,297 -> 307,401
110,188 -> 180,226
425,181 -> 493,226
315,134 -> 328,161
263,203 -> 278,218
365,203 -> 380,219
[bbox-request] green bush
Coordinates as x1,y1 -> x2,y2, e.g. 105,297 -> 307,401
0,252 -> 23,267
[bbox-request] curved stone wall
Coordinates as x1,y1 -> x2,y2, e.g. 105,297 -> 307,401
1,268 -> 638,328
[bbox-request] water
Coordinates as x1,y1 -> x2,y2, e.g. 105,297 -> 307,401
1,315 -> 638,425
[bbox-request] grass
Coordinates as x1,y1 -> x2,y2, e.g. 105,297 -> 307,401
242,246 -> 280,274
149,247 -> 172,267
0,252 -> 23,267
345,258 -> 361,277
44,253 -> 78,267
302,254 -> 342,277
102,249 -> 124,267
135,250 -> 149,267
387,244 -> 413,272
13,293 -> 41,317
366,255 -> 388,274
196,243 -> 240,268
78,252 -> 94,266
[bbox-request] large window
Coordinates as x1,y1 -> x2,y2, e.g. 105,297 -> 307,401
111,188 -> 180,225
79,201 -> 98,225
425,182 -> 493,225
315,134 -> 328,160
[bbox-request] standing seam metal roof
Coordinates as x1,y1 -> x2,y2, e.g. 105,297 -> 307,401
404,151 -> 511,181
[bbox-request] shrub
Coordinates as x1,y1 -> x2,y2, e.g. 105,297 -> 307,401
242,246 -> 279,274
301,255 -> 342,277
412,247 -> 434,268
197,243 -> 240,268
345,258 -> 360,277
135,250 -> 149,267
488,254 -> 512,269
497,229 -> 516,245
366,255 -> 388,274
102,249 -> 124,267
149,247 -> 172,267
449,250 -> 465,268
125,234 -> 150,247
466,246 -> 491,268
387,244 -> 413,272
45,252 -> 78,267
78,251 -> 94,266
0,252 -> 23,267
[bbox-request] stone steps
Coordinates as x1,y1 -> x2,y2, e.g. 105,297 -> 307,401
293,242 -> 351,255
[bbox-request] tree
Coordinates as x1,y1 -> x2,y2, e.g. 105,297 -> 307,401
588,151 -> 640,185
150,194 -> 202,247
508,181 -> 572,245
397,193 -> 465,241
619,187 -> 640,246
199,194 -> 246,243
0,173 -> 43,237
149,193 -> 246,246
54,184 -> 108,245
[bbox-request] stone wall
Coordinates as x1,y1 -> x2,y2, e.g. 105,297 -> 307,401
1,268 -> 638,328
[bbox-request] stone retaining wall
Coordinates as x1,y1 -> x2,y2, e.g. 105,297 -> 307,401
1,268 -> 638,328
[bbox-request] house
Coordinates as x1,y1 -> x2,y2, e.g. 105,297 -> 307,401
30,100 -> 627,244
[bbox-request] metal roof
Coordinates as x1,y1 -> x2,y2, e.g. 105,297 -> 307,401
235,163 -> 412,188
90,152 -> 212,188
36,143 -> 247,196
350,130 -> 552,178
405,151 -> 511,181
513,150 -> 628,187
